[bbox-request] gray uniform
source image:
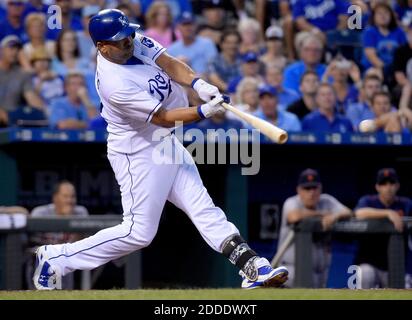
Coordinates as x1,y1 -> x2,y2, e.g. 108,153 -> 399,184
278,194 -> 346,288
27,204 -> 89,289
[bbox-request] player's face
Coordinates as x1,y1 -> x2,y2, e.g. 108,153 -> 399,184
53,183 -> 77,216
100,36 -> 134,63
298,185 -> 321,209
376,182 -> 399,202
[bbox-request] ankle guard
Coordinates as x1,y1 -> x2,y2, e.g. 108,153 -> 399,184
221,235 -> 258,281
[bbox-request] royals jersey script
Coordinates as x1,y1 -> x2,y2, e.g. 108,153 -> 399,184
95,34 -> 189,153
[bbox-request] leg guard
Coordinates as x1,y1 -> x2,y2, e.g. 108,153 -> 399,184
221,234 -> 259,281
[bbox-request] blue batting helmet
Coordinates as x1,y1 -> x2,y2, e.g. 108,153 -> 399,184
89,9 -> 140,45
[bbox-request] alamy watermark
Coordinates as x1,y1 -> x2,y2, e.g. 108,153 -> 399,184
347,5 -> 363,30
347,265 -> 362,289
151,122 -> 261,176
47,5 -> 62,30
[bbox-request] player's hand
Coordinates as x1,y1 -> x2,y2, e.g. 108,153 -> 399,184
198,95 -> 225,119
192,78 -> 220,102
387,210 -> 404,232
321,214 -> 337,231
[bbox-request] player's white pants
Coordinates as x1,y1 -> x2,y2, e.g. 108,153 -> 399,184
46,134 -> 239,276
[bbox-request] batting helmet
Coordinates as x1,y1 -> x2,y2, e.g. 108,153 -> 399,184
89,9 -> 140,45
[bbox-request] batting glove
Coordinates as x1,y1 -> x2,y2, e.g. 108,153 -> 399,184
197,95 -> 225,119
191,78 -> 220,102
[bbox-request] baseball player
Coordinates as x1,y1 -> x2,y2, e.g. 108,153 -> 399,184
33,9 -> 288,290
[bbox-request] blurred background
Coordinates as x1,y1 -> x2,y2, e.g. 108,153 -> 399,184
0,0 -> 412,290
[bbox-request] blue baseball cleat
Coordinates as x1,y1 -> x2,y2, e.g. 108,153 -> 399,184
33,245 -> 62,290
240,258 -> 289,289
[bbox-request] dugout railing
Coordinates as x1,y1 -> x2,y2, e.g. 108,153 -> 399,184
293,217 -> 412,288
0,214 -> 141,290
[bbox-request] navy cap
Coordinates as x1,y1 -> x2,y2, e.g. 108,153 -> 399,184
178,11 -> 195,24
241,52 -> 258,63
259,84 -> 277,97
298,169 -> 321,188
376,168 -> 399,184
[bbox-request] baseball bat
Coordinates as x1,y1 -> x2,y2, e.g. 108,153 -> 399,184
220,102 -> 288,144
271,230 -> 295,268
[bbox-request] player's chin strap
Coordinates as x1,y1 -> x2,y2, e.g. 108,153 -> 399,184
221,235 -> 259,282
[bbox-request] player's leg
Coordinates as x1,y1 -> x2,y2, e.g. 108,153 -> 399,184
33,146 -> 179,289
167,137 -> 288,288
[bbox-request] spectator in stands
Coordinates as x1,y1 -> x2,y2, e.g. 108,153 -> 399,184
260,25 -> 288,71
31,47 -> 64,105
237,17 -> 265,55
321,57 -> 361,114
287,70 -> 320,120
265,64 -> 299,111
22,0 -> 49,18
232,77 -> 260,114
116,2 -> 141,25
20,13 -> 55,71
394,0 -> 412,28
362,3 -> 407,81
46,0 -> 83,40
278,168 -> 352,288
144,1 -> 179,48
0,35 -> 46,126
293,0 -> 350,41
105,0 -> 141,22
358,91 -> 407,133
394,25 -> 412,90
77,5 -> 100,64
0,0 -> 27,42
346,74 -> 383,130
302,83 -> 353,132
28,180 -> 89,289
52,30 -> 92,77
256,0 -> 297,61
207,29 -> 241,93
226,52 -> 264,95
254,84 -> 301,132
197,0 -> 229,45
49,71 -> 97,129
283,34 -> 327,95
140,0 -> 192,22
354,168 -> 412,289
168,12 -> 217,77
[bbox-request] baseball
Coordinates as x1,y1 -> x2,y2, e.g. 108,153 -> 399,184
359,119 -> 376,133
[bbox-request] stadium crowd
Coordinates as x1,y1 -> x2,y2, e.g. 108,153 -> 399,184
0,0 -> 411,134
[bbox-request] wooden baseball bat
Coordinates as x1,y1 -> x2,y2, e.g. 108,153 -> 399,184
271,230 -> 295,268
221,102 -> 288,144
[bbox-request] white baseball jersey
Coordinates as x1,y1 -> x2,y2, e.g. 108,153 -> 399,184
96,34 -> 189,154
40,34 -> 240,280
